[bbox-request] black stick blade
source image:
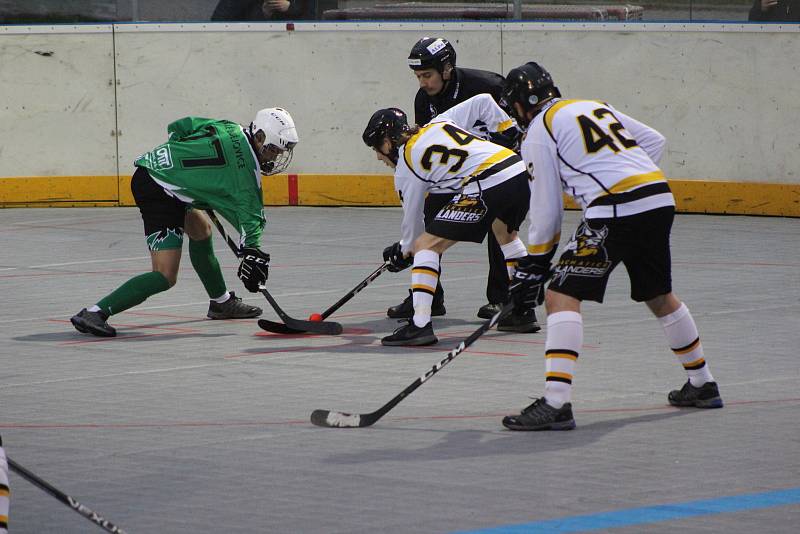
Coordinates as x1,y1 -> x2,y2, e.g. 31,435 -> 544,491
310,409 -> 367,428
257,319 -> 342,336
257,319 -> 306,334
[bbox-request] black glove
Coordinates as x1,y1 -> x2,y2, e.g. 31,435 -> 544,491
382,241 -> 413,273
237,247 -> 270,293
509,255 -> 551,309
489,126 -> 522,152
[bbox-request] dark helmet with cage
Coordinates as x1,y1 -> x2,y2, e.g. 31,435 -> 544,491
407,37 -> 457,74
362,108 -> 410,165
501,62 -> 561,129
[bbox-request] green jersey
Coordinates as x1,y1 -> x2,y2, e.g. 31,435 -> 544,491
135,117 -> 266,247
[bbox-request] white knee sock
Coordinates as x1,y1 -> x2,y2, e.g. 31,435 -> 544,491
543,311 -> 583,408
500,238 -> 527,279
658,302 -> 714,386
411,249 -> 440,328
0,443 -> 9,534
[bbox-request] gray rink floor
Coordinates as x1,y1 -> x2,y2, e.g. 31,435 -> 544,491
0,206 -> 798,534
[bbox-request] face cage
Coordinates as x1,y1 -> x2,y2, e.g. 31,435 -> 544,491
260,145 -> 294,176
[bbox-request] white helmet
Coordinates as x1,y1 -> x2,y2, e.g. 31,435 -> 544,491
249,107 -> 298,175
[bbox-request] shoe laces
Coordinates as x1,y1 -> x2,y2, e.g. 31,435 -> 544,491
520,397 -> 547,414
392,318 -> 414,333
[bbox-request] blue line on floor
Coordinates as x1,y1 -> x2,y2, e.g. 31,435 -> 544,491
454,487 -> 800,533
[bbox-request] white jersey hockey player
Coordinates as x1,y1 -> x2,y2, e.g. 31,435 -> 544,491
362,94 -> 532,347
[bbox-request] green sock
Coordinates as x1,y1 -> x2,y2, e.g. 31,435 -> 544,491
97,271 -> 171,316
189,236 -> 227,299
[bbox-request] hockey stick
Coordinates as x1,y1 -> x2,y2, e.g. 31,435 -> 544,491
310,302 -> 514,428
7,457 -> 128,534
258,262 -> 390,335
204,210 -> 342,335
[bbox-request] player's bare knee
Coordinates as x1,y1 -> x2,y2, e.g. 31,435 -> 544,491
184,211 -> 212,241
646,292 -> 681,317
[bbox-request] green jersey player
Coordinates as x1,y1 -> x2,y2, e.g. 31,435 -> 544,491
71,108 -> 298,337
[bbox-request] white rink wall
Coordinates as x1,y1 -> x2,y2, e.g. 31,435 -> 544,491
1,22 -> 798,184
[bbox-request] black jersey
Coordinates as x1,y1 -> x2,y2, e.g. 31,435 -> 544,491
413,67 -> 505,126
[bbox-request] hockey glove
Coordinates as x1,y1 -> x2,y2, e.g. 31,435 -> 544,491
237,247 -> 270,293
509,255 -> 552,309
382,242 -> 413,273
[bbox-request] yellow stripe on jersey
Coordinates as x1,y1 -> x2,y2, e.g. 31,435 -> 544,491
461,148 -> 517,185
403,125 -> 434,165
544,100 -> 580,133
498,119 -> 515,132
607,170 -> 666,195
543,99 -> 608,133
527,232 -> 561,255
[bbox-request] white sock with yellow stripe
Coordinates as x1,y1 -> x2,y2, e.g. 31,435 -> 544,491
500,238 -> 527,279
658,302 -> 714,387
543,311 -> 583,409
0,441 -> 9,534
411,249 -> 440,328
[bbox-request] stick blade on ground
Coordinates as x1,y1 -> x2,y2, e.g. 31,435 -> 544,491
258,318 -> 342,336
310,409 -> 366,428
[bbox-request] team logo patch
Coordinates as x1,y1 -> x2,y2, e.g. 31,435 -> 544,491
435,193 -> 488,224
426,39 -> 446,55
140,143 -> 174,171
553,221 -> 612,282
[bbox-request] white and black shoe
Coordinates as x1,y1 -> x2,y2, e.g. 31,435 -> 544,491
71,309 -> 116,337
207,292 -> 262,319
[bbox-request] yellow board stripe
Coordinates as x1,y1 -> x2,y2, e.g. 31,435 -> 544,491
1,175 -> 798,216
0,488 -> 8,497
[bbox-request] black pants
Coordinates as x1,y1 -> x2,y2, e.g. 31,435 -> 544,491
424,193 -> 509,304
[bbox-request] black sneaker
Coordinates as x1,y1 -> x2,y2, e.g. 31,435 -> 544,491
502,397 -> 576,431
387,289 -> 446,319
497,308 -> 541,333
668,380 -> 723,409
70,309 -> 116,337
477,302 -> 503,319
207,292 -> 263,319
381,319 -> 438,346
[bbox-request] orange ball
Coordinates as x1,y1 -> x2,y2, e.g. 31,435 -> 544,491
308,313 -> 323,322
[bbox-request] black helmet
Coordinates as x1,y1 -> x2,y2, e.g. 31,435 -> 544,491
362,108 -> 410,164
408,37 -> 456,73
501,62 -> 561,127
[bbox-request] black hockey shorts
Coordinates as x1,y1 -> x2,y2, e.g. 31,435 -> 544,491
130,166 -> 189,251
425,171 -> 530,243
548,206 -> 675,303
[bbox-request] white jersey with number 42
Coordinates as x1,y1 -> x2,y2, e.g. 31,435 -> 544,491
522,98 -> 674,261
